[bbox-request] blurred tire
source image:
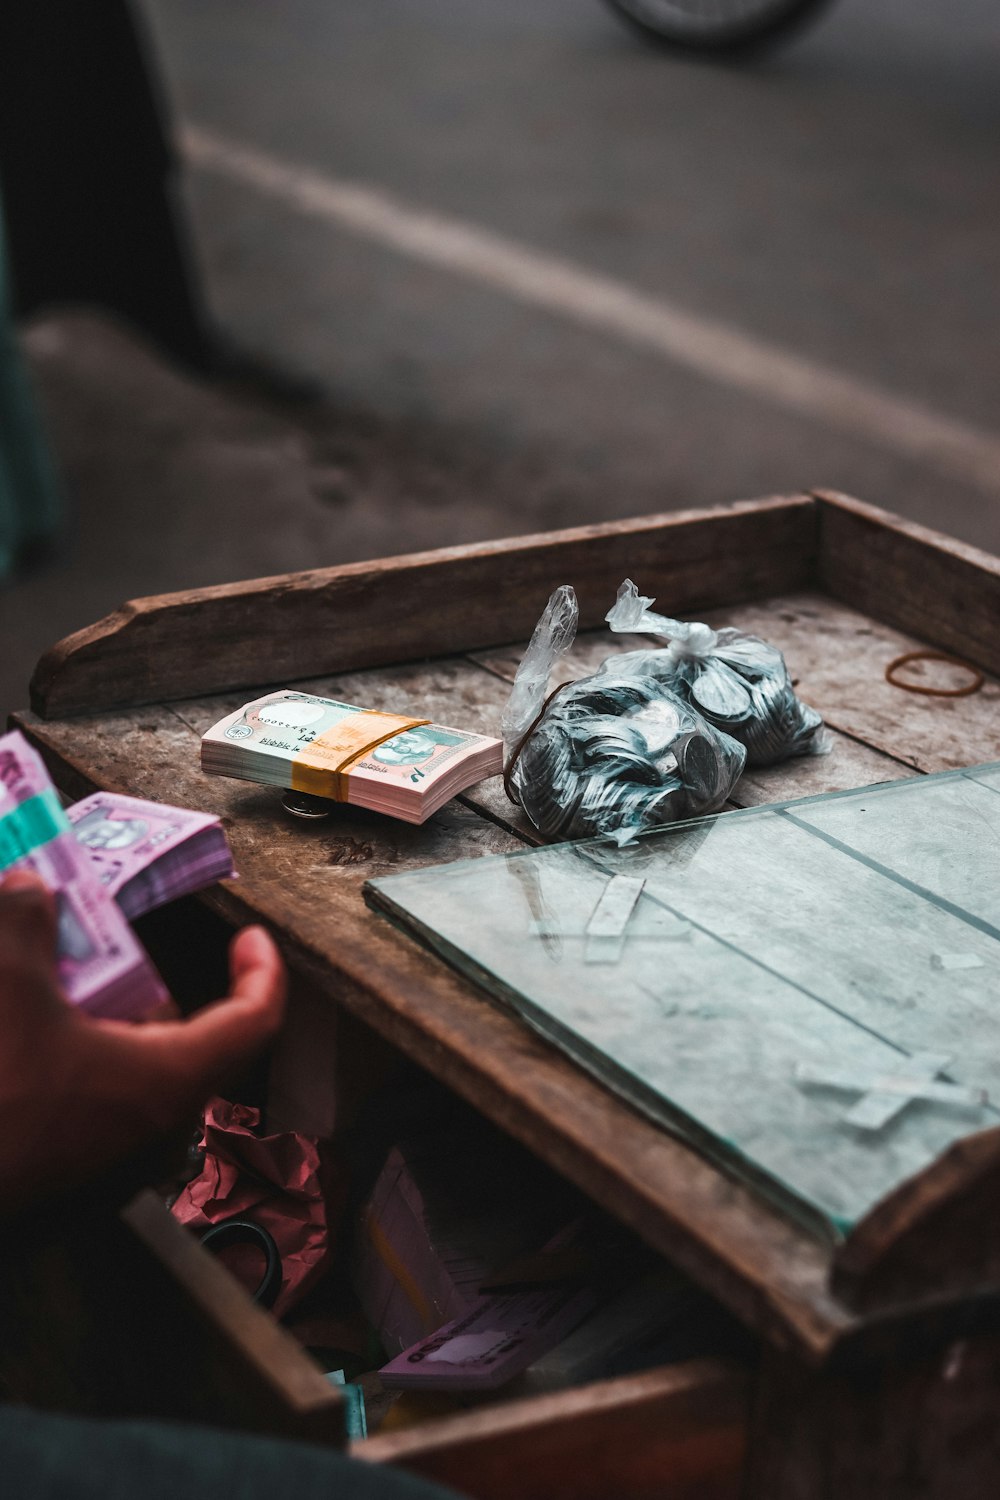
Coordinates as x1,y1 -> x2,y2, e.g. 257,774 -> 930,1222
602,0 -> 836,55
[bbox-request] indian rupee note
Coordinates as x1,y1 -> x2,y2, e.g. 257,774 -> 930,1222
0,733 -> 167,1018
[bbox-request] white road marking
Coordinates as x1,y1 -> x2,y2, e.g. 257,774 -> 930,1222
183,124 -> 1000,495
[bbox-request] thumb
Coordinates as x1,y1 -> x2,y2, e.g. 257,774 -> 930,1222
0,871 -> 59,987
149,925 -> 287,1102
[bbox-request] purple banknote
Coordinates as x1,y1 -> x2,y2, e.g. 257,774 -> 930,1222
0,732 -> 167,1019
69,791 -> 235,920
379,1223 -> 599,1391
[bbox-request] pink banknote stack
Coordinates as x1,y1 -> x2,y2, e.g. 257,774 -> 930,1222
68,791 -> 236,921
0,730 -> 237,1019
0,731 -> 167,1019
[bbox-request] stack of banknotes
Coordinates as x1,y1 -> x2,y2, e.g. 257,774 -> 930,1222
0,731 -> 237,1019
68,791 -> 235,921
354,1127 -> 576,1358
377,1214 -> 598,1392
0,731 -> 168,1019
380,1267 -> 599,1391
201,690 -> 503,824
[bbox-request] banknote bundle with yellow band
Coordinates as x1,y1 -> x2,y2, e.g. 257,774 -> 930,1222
201,691 -> 504,825
290,711 -> 431,800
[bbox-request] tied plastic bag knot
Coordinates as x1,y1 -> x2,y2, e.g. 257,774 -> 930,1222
606,580 -> 720,660
606,579 -> 827,768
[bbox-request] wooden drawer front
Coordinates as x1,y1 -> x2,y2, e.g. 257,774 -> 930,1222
356,1358 -> 748,1500
0,1192 -> 345,1448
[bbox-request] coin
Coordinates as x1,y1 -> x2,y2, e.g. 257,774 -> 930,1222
281,790 -> 335,820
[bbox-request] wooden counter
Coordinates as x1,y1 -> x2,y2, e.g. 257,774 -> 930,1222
9,489 -> 1000,1499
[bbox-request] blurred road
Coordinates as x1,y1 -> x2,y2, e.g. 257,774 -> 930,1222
4,0 -> 1000,721
142,0 -> 1000,547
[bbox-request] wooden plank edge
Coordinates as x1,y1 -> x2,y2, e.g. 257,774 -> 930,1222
354,1358 -> 748,1500
814,490 -> 1000,677
30,495 -> 816,719
831,1126 -> 1000,1313
122,1191 -> 345,1443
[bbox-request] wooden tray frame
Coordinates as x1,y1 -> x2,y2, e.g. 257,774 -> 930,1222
15,489 -> 1000,1376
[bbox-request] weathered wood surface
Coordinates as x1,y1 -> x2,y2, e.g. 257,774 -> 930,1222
17,572 -> 997,1354
122,1193 -> 345,1442
709,591 -> 1000,776
164,612 -> 918,840
17,495 -> 1000,1498
28,489 -> 1000,727
357,1359 -> 748,1500
817,490 -> 1000,681
16,490 -> 1000,1363
471,604 -> 918,810
0,1190 -> 344,1446
469,629 -> 663,684
831,1128 -> 1000,1312
30,496 -> 816,718
15,701 -> 852,1363
746,1331 -> 1000,1500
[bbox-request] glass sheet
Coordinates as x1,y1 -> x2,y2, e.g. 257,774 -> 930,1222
366,764 -> 1000,1238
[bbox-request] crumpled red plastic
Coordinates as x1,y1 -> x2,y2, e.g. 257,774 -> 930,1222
171,1097 -> 343,1318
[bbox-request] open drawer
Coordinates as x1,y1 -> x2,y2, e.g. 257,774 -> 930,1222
0,1184 -> 748,1500
0,1189 -> 344,1444
0,905 -> 752,1500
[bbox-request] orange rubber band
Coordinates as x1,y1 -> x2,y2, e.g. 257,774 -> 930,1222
503,681 -> 575,805
884,651 -> 984,699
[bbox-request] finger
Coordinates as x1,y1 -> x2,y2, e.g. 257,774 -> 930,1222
125,927 -> 287,1109
0,926 -> 283,1211
1,870 -> 50,895
0,871 -> 58,982
174,926 -> 287,1086
134,995 -> 183,1024
228,925 -> 288,1013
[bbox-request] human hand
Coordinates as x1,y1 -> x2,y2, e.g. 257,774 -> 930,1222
0,870 -> 286,1215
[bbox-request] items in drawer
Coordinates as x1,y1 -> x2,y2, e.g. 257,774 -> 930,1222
379,1226 -> 600,1392
352,1122 -> 580,1357
347,1102 -> 745,1414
